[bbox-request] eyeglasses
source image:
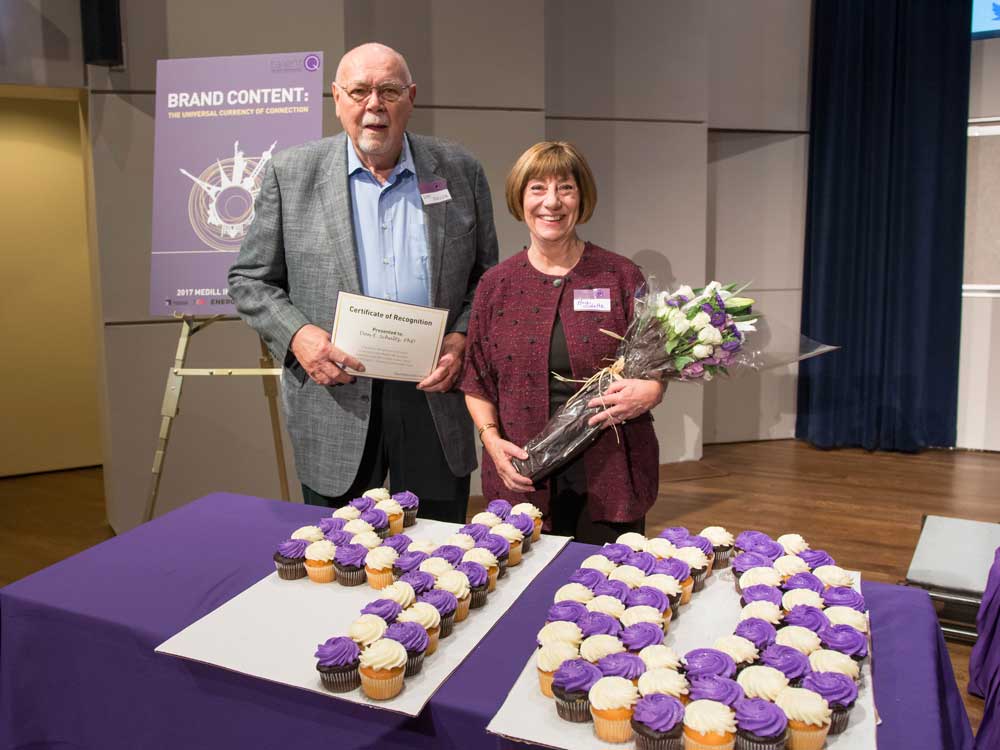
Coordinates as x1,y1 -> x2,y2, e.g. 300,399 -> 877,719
334,81 -> 413,103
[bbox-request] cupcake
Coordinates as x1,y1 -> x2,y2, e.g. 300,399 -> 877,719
812,565 -> 854,589
734,618 -> 777,651
556,582 -> 597,604
342,518 -> 374,537
675,535 -> 716,575
476,534 -> 510,578
537,642 -> 580,697
365,546 -> 398,589
760,644 -> 811,685
418,589 -> 458,639
324,529 -> 353,547
621,606 -> 665,631
456,561 -> 489,609
333,543 -> 368,586
736,665 -> 789,701
589,675 -> 640,743
631,693 -> 685,750
552,658 -> 603,722
682,699 -> 737,750
683,649 -> 737,680
360,598 -> 402,624
712,635 -> 758,673
739,585 -> 783,609
808,649 -> 860,681
654,558 -> 693,604
492,523 -> 525,566
646,537 -> 678,560
384,621 -> 430,677
318,516 -> 346,535
510,502 -> 543,542
822,587 -> 867,612
774,626 -> 822,656
637,668 -> 689,700
580,554 -> 619,575
625,551 -> 657,574
782,605 -> 831,634
818,624 -> 868,660
349,614 -> 387,648
349,495 -> 375,513
291,525 -> 325,542
436,570 -> 471,622
621,622 -> 665,652
586,594 -> 627,620
273,538 -> 308,580
801,671 -> 858,734
774,554 -> 810,580
419,557 -> 455,579
407,539 -> 438,555
486,498 -> 513,520
643,574 -> 683,616
599,652 -> 648,685
731,552 -> 773,583
360,509 -> 390,540
776,533 -> 809,555
444,533 -> 476,552
781,589 -> 825,612
429,544 -> 465,567
741,537 -> 785,563
739,602 -> 783,627
462,547 -> 499,592
594,579 -> 633,604
351,530 -> 383,551
734,530 -> 771,554
459,522 -> 490,542
380,580 -> 416,609
824,606 -> 868,632
638,645 -> 682,672
358,638 -> 407,700
687,676 -> 744,708
304,540 -> 337,583
548,600 -> 589,624
362,487 -> 391,503
508,512 -> 536,554
657,527 -> 690,544
782,571 -> 825,594
774,686 -> 831,750
738,568 -> 782,594
399,570 -> 435,596
608,565 -> 648,590
375,498 -> 405,536
580,634 -> 626,664
331,506 -> 361,521
392,490 -> 420,527
537,620 -> 584,649
393,550 -> 429,578
797,549 -> 835,570
578,611 -> 624,638
616,532 -> 649,551
570,567 -> 609,591
396,601 -> 441,655
734,697 -> 789,750
314,636 -> 361,693
381,533 -> 412,556
601,543 -> 634,564
700,526 -> 735,569
470,511 -> 503,528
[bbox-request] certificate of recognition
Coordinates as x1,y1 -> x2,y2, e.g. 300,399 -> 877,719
330,293 -> 449,382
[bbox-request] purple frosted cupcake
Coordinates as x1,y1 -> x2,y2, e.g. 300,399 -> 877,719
318,517 -> 346,535
732,552 -> 774,577
315,636 -> 361,692
509,512 -> 536,553
486,498 -> 513,520
384,621 -> 430,676
393,490 -> 419,527
569,567 -> 607,591
360,508 -> 390,539
658,527 -> 690,544
360,598 -> 402,624
734,618 -> 778,651
381,534 -> 412,556
688,675 -> 744,707
593,579 -> 632,604
761,644 -> 811,684
399,570 -> 435,596
459,522 -> 490,542
273,538 -> 308,580
734,530 -> 771,553
600,543 -> 633,564
456,561 -> 489,608
430,545 -> 465,567
683,648 -> 736,680
625,551 -> 658,575
333,543 -> 368,586
798,548 -> 836,570
597,652 -> 647,681
476,534 -> 510,577
325,530 -> 353,547
823,586 -> 866,612
802,671 -> 858,734
621,622 -> 664,652
742,537 -> 784,562
740,585 -> 783,608
578,611 -> 623,638
653,557 -> 691,583
819,624 -> 868,660
675,535 -> 716,570
783,605 -> 831,634
350,496 -> 376,513
627,586 -> 671,614
631,693 -> 685,750
551,658 -> 603,722
734,696 -> 788,750
420,589 -> 458,638
393,550 -> 429,578
783,572 -> 825,595
547,600 -> 589,624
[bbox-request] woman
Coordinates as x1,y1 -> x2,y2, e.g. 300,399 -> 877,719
458,141 -> 664,544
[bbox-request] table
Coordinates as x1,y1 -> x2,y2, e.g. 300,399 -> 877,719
0,493 -> 975,750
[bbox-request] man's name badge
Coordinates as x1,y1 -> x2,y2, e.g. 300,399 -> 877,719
419,179 -> 452,205
574,288 -> 612,312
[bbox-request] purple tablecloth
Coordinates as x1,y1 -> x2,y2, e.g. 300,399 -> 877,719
969,547 -> 1000,749
0,493 -> 973,749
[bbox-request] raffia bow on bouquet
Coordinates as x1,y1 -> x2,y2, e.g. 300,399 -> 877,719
510,278 -> 837,482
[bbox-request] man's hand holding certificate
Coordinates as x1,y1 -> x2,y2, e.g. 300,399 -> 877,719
330,293 -> 450,384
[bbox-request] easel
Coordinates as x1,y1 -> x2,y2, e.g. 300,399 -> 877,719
143,314 -> 289,522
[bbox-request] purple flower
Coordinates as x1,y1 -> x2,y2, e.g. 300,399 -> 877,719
722,340 -> 742,352
701,302 -> 714,314
682,362 -> 705,379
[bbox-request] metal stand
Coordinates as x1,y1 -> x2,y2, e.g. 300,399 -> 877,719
143,315 -> 287,522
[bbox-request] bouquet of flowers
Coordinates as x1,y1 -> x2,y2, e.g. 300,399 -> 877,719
510,278 -> 833,481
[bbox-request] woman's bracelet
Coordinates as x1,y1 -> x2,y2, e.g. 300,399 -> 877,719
477,422 -> 498,443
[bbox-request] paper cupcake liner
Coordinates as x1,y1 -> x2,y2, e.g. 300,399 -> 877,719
404,651 -> 425,677
680,578 -> 694,604
537,667 -> 555,697
366,568 -> 394,590
521,535 -> 533,554
388,514 -> 404,537
274,559 -> 306,580
360,667 -> 405,700
713,546 -> 734,568
532,518 -> 542,543
425,626 -> 440,656
555,694 -> 591,722
691,568 -> 708,592
508,541 -> 523,567
497,557 -> 509,579
305,563 -> 335,583
403,508 -> 418,527
828,705 -> 850,735
632,723 -> 683,750
683,730 -> 735,750
487,567 -> 499,592
334,564 -> 366,587
786,723 -> 829,750
318,665 -> 361,693
439,612 -> 456,639
735,729 -> 787,750
454,594 -> 471,623
375,526 -> 389,540
705,553 -> 716,577
470,586 -> 488,609
592,711 -> 634,744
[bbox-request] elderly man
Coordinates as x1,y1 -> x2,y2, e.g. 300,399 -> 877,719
229,43 -> 498,522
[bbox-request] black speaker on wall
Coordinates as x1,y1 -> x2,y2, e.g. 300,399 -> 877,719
81,0 -> 124,67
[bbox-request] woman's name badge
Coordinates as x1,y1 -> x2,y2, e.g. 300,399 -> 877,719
419,179 -> 452,205
573,288 -> 611,312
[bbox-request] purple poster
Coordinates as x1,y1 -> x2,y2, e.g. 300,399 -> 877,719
150,51 -> 323,316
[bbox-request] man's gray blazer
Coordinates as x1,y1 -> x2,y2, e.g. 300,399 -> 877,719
229,131 -> 498,496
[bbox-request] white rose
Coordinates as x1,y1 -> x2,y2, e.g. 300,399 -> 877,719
703,281 -> 722,297
693,344 -> 714,359
675,285 -> 695,300
672,317 -> 691,336
690,311 -> 711,331
697,326 -> 723,345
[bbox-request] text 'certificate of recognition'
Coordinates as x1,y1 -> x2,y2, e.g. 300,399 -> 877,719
331,293 -> 449,382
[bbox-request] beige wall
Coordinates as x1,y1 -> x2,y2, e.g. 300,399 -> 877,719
0,89 -> 101,475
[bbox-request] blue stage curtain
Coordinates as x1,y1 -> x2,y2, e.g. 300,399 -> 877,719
796,0 -> 972,451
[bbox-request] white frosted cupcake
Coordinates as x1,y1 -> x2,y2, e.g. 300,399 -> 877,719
637,667 -> 689,699
352,530 -> 383,550
436,569 -> 472,622
291,525 -> 325,542
645,537 -> 677,560
536,642 -> 580,697
470,511 -> 503,528
419,557 -> 454,579
700,526 -> 735,568
364,545 -> 398,589
808,649 -> 860,681
825,606 -> 869,632
589,676 -> 639,743
620,605 -> 664,629
492,522 -> 525,566
638,644 -> 682,671
812,565 -> 854,589
343,518 -> 374,536
444,533 -> 476,551
510,502 -> 543,542
380,580 -> 416,609
616,532 -> 649,551
362,487 -> 391,503
555,582 -> 596,604
671,546 -> 710,591
580,634 -> 625,663
331,506 -> 361,521
712,634 -> 758,671
782,588 -> 825,612
397,601 -> 442,655
463,547 -> 500,592
775,625 -> 822,655
580,554 -> 618,575
608,564 -> 647,589
775,686 -> 832,750
359,638 -> 407,700
738,567 -> 782,592
739,601 -> 784,625
586,595 -> 627,619
304,539 -> 337,583
537,620 -> 584,649
777,533 -> 809,555
736,665 -> 789,700
682,699 -> 737,750
349,613 -> 387,647
774,554 -> 811,580
374,498 -> 405,535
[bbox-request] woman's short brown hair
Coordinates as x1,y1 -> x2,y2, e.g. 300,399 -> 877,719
505,141 -> 597,224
